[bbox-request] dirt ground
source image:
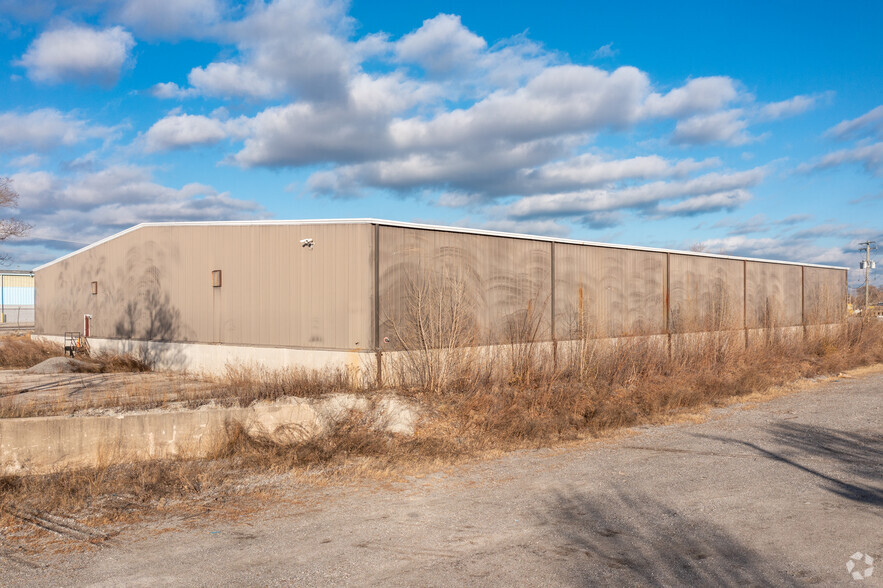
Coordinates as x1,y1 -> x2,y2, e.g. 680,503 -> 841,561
1,368 -> 879,586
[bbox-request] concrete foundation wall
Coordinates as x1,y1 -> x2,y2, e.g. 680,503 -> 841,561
746,325 -> 805,346
38,335 -> 373,379
0,395 -> 372,475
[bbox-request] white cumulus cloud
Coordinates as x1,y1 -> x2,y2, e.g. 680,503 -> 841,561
10,163 -> 268,265
396,13 -> 487,76
0,108 -> 112,152
642,77 -> 740,119
111,0 -> 222,39
499,167 -> 766,220
144,114 -> 233,152
16,24 -> 135,85
187,62 -> 285,100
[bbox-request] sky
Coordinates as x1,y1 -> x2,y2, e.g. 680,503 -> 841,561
0,0 -> 881,288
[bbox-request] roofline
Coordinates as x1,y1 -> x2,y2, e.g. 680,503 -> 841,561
33,218 -> 849,272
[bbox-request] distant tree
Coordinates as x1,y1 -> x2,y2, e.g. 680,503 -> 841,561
0,177 -> 31,264
851,284 -> 882,306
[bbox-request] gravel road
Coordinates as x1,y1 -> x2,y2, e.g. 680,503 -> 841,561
4,370 -> 881,587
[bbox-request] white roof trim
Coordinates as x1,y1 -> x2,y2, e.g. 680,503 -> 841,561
33,218 -> 849,272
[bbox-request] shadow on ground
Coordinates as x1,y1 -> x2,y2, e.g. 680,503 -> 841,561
698,421 -> 883,507
541,486 -> 802,587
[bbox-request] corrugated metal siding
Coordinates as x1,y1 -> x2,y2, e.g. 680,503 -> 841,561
555,244 -> 665,337
1,274 -> 34,305
804,267 -> 846,324
377,225 -> 552,346
669,254 -> 744,332
745,262 -> 803,328
35,221 -> 849,351
35,223 -> 374,350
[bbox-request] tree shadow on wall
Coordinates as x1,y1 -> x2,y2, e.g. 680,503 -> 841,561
113,289 -> 187,370
379,246 -> 483,350
541,486 -> 802,587
670,278 -> 737,334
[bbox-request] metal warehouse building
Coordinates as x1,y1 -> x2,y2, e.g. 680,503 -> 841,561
34,219 -> 847,376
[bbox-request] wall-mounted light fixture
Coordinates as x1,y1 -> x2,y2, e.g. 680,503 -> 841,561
212,270 -> 222,287
90,281 -> 98,295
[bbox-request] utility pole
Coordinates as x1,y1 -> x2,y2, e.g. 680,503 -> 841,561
859,240 -> 877,319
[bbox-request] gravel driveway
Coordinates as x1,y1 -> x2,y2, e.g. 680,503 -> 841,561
4,370 -> 881,587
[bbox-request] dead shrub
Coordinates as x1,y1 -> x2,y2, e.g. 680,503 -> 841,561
0,334 -> 61,368
0,319 -> 880,537
410,318 -> 883,446
84,351 -> 151,373
212,413 -> 460,474
0,458 -> 229,519
211,364 -> 360,407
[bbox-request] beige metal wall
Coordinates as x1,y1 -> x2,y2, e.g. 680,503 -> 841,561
377,225 -> 552,346
669,254 -> 744,332
35,224 -> 374,350
745,262 -> 803,328
804,266 -> 847,324
555,244 -> 666,337
35,222 -> 847,354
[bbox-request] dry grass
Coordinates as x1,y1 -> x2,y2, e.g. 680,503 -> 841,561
0,459 -> 225,516
0,334 -> 61,368
410,320 -> 883,448
213,417 -> 459,475
0,334 -> 150,373
82,351 -> 151,373
0,358 -> 356,419
1,319 -> 881,537
206,364 -> 358,407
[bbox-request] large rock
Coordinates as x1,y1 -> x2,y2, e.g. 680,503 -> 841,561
248,393 -> 420,441
246,398 -> 322,442
313,393 -> 371,429
371,394 -> 421,435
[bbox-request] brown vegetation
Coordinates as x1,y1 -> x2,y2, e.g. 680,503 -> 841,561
0,360 -> 358,420
83,351 -> 152,373
403,320 -> 883,447
210,364 -> 356,406
1,319 -> 881,531
0,334 -> 61,368
0,334 -> 151,373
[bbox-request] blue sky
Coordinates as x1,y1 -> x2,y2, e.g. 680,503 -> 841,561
0,0 -> 881,287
